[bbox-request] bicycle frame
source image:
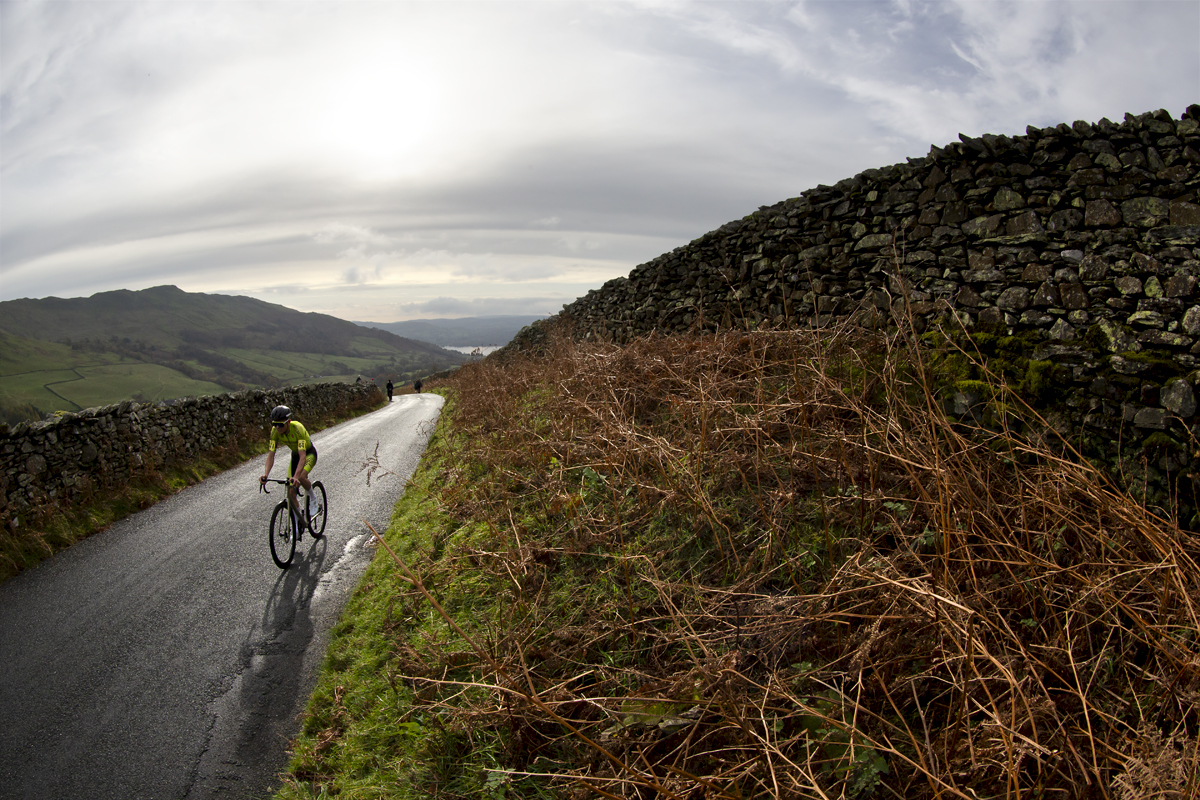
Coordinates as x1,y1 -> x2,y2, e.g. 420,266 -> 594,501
260,477 -> 327,569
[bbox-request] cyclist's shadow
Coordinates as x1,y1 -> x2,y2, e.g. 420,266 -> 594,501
264,534 -> 330,629
199,536 -> 333,788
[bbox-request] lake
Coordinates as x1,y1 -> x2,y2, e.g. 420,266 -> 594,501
443,346 -> 501,356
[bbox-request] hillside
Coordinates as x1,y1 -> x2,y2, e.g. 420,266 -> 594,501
351,315 -> 546,347
0,285 -> 465,422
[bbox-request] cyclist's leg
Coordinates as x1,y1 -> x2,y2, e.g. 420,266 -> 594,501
298,451 -> 318,515
295,451 -> 316,491
288,451 -> 302,511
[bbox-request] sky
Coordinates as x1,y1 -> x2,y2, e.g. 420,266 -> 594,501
2,1 -> 1197,323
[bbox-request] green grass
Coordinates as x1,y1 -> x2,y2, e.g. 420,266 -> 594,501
218,347 -> 422,383
64,363 -> 228,406
221,348 -> 334,380
0,332 -> 81,374
279,400 -> 572,799
0,363 -> 229,414
0,369 -> 88,411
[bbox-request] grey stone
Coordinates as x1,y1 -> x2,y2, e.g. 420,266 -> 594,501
1127,310 -> 1165,327
1095,319 -> 1137,353
963,268 -> 1004,283
956,286 -> 984,308
856,233 -> 894,250
1183,306 -> 1200,335
1085,200 -> 1122,227
1122,197 -> 1171,227
1059,283 -> 1089,310
997,287 -> 1031,311
1114,276 -> 1143,296
1079,255 -> 1110,281
1032,281 -> 1059,307
962,215 -> 1003,237
1134,407 -> 1168,429
1049,318 -> 1075,340
1139,330 -> 1193,348
1166,275 -> 1197,298
1170,201 -> 1200,226
1111,355 -> 1148,375
1007,211 -> 1045,236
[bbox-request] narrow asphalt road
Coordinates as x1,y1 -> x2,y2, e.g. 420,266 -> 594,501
0,393 -> 444,800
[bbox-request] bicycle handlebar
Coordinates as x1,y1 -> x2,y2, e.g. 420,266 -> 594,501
259,477 -> 296,494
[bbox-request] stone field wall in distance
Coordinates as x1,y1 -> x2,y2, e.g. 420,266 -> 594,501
0,382 -> 382,531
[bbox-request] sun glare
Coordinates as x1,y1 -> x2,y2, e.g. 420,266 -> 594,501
314,60 -> 443,181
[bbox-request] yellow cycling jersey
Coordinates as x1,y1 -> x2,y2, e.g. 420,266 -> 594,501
269,420 -> 313,454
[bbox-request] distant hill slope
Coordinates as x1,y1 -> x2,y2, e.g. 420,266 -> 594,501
0,285 -> 461,358
351,315 -> 546,347
0,285 -> 465,422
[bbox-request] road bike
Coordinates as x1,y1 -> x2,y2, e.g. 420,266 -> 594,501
259,478 -> 328,568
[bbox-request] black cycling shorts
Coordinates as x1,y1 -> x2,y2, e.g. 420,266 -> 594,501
290,446 -> 318,474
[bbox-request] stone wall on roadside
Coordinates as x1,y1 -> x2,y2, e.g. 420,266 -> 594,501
0,382 -> 382,530
509,106 -> 1200,520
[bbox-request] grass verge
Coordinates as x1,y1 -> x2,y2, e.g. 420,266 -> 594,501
276,325 -> 1200,799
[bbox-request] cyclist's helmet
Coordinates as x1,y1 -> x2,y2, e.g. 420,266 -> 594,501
270,405 -> 292,423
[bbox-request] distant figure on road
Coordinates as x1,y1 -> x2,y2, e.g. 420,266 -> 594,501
386,380 -> 394,401
414,379 -> 423,393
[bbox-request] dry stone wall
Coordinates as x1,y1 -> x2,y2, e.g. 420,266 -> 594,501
514,106 -> 1200,520
0,382 -> 381,530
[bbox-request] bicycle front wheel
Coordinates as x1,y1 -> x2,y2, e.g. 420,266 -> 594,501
270,501 -> 296,568
308,481 -> 328,539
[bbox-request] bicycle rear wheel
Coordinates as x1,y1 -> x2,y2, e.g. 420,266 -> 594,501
270,501 -> 296,568
307,481 -> 328,539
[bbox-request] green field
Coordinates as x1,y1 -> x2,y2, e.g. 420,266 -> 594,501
0,369 -> 86,412
63,364 -> 228,408
0,333 -> 116,375
0,286 -> 464,420
219,347 -> 421,383
221,348 -> 344,381
0,302 -> 455,425
0,362 -> 228,414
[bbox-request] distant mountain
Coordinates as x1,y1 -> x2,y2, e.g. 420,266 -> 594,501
0,285 -> 466,422
351,315 -> 547,347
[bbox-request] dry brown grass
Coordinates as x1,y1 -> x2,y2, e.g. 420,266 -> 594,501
393,319 -> 1200,799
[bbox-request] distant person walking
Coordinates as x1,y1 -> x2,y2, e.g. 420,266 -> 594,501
386,380 -> 394,401
414,379 -> 423,393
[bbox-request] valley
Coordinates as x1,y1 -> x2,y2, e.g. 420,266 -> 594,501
0,286 -> 468,424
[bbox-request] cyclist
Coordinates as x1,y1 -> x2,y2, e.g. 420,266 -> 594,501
259,405 -> 318,525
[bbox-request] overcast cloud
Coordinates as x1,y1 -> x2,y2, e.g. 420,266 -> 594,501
2,0 -> 1197,322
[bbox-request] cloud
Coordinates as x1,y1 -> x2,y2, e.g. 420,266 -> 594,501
2,0 -> 1197,322
370,295 -> 567,320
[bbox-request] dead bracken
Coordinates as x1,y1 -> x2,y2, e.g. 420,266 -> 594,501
287,320 -> 1200,799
